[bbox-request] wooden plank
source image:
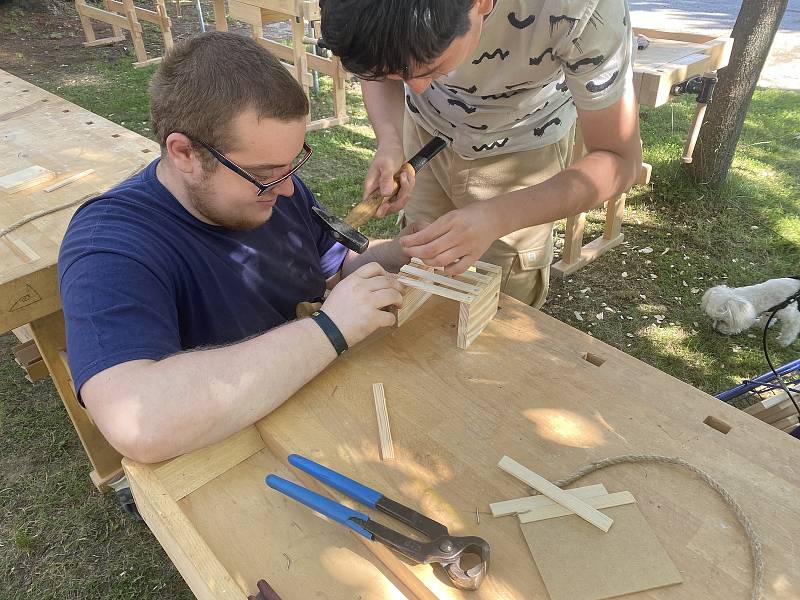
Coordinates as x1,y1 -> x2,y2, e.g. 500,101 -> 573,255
400,264 -> 482,294
373,383 -> 394,460
498,456 -> 614,532
30,311 -> 124,489
0,165 -> 55,193
124,460 -> 249,600
518,491 -> 636,523
105,0 -> 163,24
396,276 -> 475,303
490,483 -> 608,517
522,503 -> 683,600
633,27 -> 716,45
154,426 -> 265,501
75,3 -> 143,33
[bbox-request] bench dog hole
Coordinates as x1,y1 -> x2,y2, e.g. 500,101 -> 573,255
583,352 -> 605,367
703,416 -> 731,434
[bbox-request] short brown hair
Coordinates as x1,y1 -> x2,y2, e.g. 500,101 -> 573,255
150,32 -> 309,159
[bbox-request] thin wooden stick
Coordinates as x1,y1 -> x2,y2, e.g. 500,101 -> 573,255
373,383 -> 394,460
400,265 -> 483,294
490,483 -> 608,517
397,277 -> 475,303
498,456 -> 614,532
518,491 -> 635,523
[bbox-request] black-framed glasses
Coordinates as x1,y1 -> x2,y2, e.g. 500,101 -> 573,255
176,132 -> 313,196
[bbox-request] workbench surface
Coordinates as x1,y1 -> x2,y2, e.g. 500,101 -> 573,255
125,295 -> 800,600
0,69 -> 158,333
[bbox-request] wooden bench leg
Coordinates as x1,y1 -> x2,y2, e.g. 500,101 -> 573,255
29,311 -> 124,491
212,0 -> 227,30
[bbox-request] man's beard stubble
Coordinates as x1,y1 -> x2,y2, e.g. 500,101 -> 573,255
185,175 -> 272,231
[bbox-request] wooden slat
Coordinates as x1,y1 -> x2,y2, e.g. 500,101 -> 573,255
372,383 -> 394,460
518,491 -> 636,524
400,265 -> 482,294
490,483 -> 608,517
75,3 -> 143,33
498,456 -> 614,532
397,276 -> 475,303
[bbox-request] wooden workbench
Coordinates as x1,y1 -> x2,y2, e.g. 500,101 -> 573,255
125,294 -> 800,599
0,69 -> 159,488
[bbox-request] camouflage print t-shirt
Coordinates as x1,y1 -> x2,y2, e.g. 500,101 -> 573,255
407,0 -> 633,159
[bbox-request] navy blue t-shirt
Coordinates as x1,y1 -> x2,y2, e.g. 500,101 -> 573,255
58,159 -> 348,397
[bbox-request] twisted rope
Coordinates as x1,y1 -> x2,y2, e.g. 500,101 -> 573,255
553,454 -> 763,600
0,164 -> 146,238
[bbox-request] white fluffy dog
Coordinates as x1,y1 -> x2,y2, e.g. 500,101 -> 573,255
701,278 -> 800,346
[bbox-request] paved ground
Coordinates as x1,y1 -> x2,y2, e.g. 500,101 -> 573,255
630,0 -> 800,89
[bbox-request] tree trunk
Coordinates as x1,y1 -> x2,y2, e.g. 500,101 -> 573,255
686,0 -> 788,185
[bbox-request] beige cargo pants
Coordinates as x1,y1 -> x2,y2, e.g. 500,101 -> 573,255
402,118 -> 574,308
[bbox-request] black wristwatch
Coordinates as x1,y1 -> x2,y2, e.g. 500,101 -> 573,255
310,310 -> 348,356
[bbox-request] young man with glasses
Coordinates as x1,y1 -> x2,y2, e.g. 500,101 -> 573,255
320,0 -> 642,307
58,32 -> 413,464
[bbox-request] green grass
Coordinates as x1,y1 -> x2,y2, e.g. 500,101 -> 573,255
1,35 -> 799,600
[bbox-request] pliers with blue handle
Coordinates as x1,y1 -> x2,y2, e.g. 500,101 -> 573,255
266,454 -> 490,591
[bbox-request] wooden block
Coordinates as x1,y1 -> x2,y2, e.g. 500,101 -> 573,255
521,503 -> 683,600
0,165 -> 55,193
498,456 -> 614,532
518,491 -> 636,523
763,404 -> 799,425
373,383 -> 394,460
490,483 -> 608,517
771,414 -> 799,432
743,393 -> 787,415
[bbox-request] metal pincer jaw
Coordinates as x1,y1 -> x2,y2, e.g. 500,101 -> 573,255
436,536 -> 491,591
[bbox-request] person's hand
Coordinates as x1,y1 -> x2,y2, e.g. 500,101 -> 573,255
363,141 -> 416,218
399,202 -> 504,275
320,262 -> 403,345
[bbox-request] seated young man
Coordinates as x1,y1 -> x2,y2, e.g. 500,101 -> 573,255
59,32 -> 412,464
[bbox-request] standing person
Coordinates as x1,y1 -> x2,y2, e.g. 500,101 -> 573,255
320,0 -> 641,306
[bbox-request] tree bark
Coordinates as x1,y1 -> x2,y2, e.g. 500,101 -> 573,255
686,0 -> 788,185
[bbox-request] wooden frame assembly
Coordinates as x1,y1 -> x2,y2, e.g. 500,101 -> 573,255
226,0 -> 349,130
395,259 -> 502,349
75,0 -> 174,68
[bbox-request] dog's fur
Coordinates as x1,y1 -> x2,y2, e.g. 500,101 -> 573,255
701,278 -> 800,346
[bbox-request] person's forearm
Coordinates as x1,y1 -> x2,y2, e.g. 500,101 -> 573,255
361,79 -> 406,148
494,147 -> 641,235
341,238 -> 408,277
99,319 -> 336,462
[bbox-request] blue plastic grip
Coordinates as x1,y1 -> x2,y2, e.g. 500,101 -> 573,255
287,454 -> 383,508
266,475 -> 373,539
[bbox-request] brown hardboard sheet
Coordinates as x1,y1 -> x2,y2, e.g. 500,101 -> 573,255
520,503 -> 683,600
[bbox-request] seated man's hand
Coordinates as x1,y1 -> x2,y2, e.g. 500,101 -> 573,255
321,262 -> 403,345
